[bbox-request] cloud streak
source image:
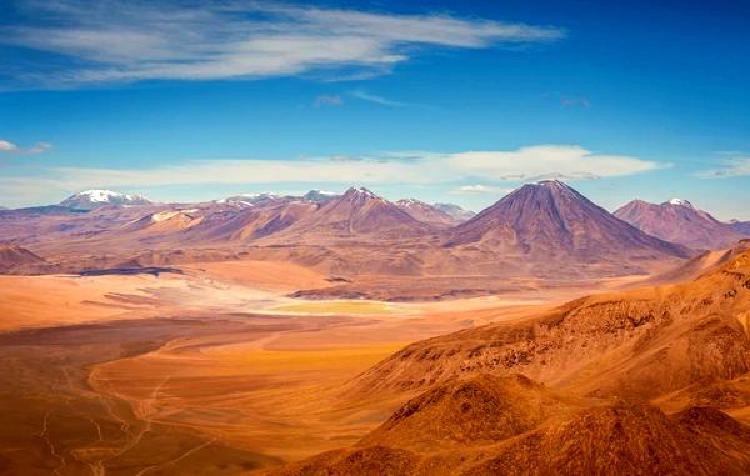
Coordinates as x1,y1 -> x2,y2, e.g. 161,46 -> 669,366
0,139 -> 52,155
350,90 -> 404,107
0,145 -> 661,205
696,153 -> 750,178
2,0 -> 564,87
450,184 -> 512,195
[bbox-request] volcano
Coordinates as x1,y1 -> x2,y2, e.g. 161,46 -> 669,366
447,180 -> 690,262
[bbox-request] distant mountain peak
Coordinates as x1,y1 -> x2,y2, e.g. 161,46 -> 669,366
395,198 -> 426,208
393,198 -> 460,227
536,179 -> 568,188
448,181 -> 688,261
615,198 -> 744,249
343,186 -> 380,201
78,189 -> 135,202
60,190 -> 151,210
433,203 -> 476,222
302,190 -> 340,202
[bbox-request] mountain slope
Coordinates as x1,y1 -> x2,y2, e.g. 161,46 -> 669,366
265,245 -> 750,475
730,220 -> 750,236
433,203 -> 475,222
266,378 -> 750,476
359,374 -> 579,451
447,180 -> 689,261
395,199 -> 458,227
262,187 -> 433,244
0,245 -> 48,273
615,198 -> 744,249
349,242 -> 750,400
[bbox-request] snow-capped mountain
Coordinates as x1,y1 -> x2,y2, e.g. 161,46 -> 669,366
60,190 -> 152,210
614,198 -> 744,249
220,193 -> 280,206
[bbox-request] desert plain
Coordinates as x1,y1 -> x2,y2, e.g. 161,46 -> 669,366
0,258 -> 595,474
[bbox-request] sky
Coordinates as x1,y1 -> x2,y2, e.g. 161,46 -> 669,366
1,0 -> 749,219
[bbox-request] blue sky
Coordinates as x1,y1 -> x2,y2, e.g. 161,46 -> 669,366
1,0 -> 749,219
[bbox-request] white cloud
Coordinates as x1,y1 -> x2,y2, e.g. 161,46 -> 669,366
0,140 -> 17,152
0,145 -> 661,205
450,184 -> 512,195
696,154 -> 750,178
446,145 -> 662,180
0,139 -> 52,155
2,1 -> 564,86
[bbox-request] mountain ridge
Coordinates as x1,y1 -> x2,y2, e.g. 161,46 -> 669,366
615,198 -> 747,249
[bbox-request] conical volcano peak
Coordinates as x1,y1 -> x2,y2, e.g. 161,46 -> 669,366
536,179 -> 569,188
448,180 -> 687,259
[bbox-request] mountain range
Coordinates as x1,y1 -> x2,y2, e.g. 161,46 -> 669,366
2,181 -> 749,288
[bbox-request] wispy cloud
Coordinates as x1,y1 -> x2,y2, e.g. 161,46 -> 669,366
450,184 -> 512,195
560,95 -> 590,108
314,95 -> 343,107
446,145 -> 663,180
350,90 -> 403,107
2,0 -> 564,87
0,139 -> 52,155
696,153 -> 750,178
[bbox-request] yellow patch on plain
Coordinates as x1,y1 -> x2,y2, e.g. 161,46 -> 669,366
273,300 -> 393,315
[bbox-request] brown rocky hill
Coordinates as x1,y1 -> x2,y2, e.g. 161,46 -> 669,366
358,374 -> 581,452
0,245 -> 49,273
349,243 -> 750,400
615,198 -> 746,249
447,180 -> 690,263
265,375 -> 750,476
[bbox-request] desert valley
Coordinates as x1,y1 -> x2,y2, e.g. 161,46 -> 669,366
2,182 -> 750,475
3,1 -> 749,474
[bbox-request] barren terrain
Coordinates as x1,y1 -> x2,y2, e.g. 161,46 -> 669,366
0,258 -> 588,474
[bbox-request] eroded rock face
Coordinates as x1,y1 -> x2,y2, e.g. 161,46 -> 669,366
360,374 -> 579,451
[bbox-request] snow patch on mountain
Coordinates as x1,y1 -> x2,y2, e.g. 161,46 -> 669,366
60,190 -> 151,209
667,198 -> 693,207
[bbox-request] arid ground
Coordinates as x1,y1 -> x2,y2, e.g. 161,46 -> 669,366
0,259 -> 603,475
